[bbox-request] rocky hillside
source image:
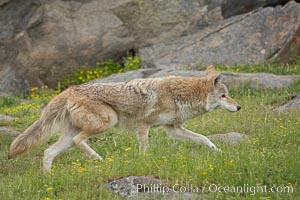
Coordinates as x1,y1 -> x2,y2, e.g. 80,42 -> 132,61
0,0 -> 299,94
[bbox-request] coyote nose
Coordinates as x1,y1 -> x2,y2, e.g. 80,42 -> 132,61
237,106 -> 241,111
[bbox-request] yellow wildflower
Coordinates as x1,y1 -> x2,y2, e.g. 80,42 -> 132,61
125,147 -> 131,151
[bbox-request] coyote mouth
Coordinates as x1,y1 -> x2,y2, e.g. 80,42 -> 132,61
228,107 -> 241,112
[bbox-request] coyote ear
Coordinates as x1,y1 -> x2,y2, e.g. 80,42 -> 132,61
205,65 -> 216,75
212,73 -> 222,86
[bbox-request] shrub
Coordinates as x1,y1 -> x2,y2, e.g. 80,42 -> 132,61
60,55 -> 141,89
124,55 -> 141,71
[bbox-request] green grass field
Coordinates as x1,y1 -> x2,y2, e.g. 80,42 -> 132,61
0,66 -> 299,200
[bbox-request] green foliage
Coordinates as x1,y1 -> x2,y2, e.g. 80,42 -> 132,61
124,55 -> 141,71
0,96 -> 20,107
29,86 -> 59,105
60,55 -> 141,89
60,60 -> 122,89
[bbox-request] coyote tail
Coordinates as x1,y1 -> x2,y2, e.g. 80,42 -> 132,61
8,95 -> 70,159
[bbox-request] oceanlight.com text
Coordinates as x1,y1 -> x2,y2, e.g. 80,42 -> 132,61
204,184 -> 293,195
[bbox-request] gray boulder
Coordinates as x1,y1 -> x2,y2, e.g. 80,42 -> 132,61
149,69 -> 299,90
207,132 -> 249,145
0,0 -> 224,94
139,1 -> 300,68
221,72 -> 300,90
273,94 -> 300,111
91,68 -> 300,90
0,114 -> 20,136
105,176 -> 202,199
0,127 -> 21,137
1,0 -> 299,94
0,114 -> 14,121
89,68 -> 161,84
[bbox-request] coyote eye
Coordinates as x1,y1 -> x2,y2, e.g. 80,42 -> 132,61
221,94 -> 226,98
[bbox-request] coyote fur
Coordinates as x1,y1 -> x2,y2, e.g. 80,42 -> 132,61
8,66 -> 241,172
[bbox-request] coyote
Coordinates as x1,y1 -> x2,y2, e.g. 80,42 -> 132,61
9,66 -> 241,172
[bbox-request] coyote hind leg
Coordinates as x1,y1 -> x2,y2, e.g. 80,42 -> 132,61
71,103 -> 118,161
73,131 -> 104,161
43,126 -> 80,173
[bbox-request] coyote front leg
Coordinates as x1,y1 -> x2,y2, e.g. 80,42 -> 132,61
164,125 -> 222,152
136,124 -> 150,152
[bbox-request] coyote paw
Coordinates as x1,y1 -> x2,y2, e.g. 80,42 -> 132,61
210,145 -> 222,153
92,154 -> 103,162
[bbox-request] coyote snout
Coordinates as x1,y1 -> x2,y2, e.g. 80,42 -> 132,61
219,94 -> 241,112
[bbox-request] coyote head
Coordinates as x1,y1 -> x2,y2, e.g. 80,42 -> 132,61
205,66 -> 241,112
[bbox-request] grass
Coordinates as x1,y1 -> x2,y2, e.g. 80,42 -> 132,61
0,65 -> 300,199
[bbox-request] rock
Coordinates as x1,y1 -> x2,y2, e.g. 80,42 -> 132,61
273,94 -> 300,111
0,113 -> 20,137
105,176 -> 202,199
149,69 -> 205,78
0,114 -> 15,121
149,69 -> 299,90
105,176 -> 160,197
112,0 -> 224,45
0,0 -> 224,94
139,1 -> 300,68
221,72 -> 300,90
89,68 -> 161,84
91,68 -> 300,90
0,127 -> 21,137
273,25 -> 300,64
1,0 -> 299,94
207,132 -> 249,145
0,65 -> 30,94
